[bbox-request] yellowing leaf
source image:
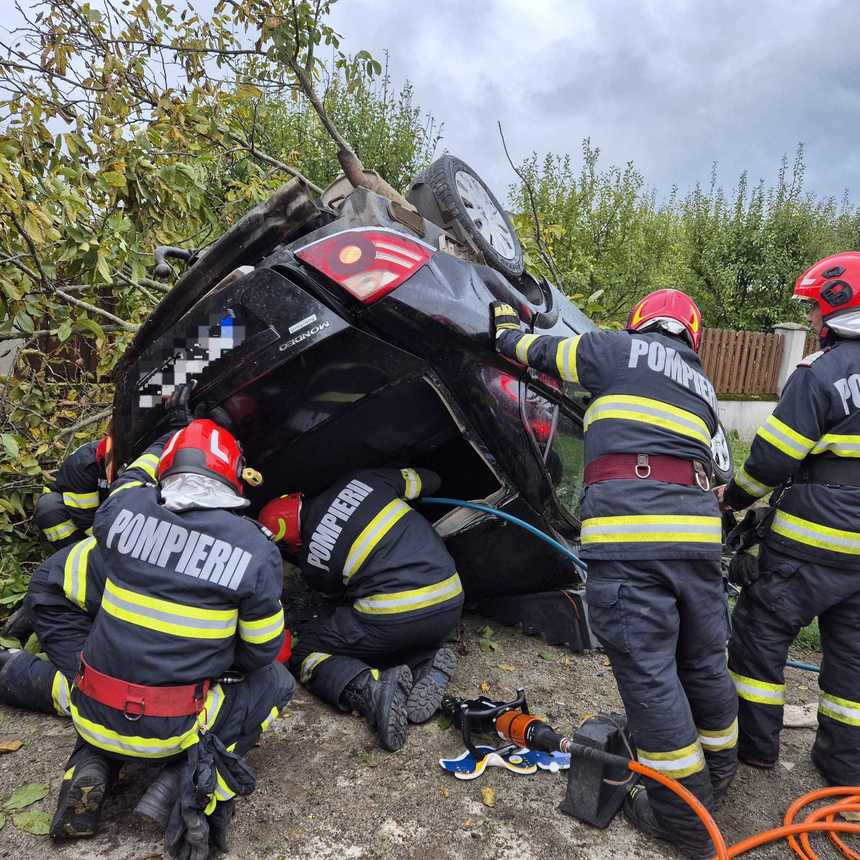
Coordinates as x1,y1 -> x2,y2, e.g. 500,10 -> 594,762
479,681 -> 491,694
480,786 -> 496,808
236,83 -> 263,99
498,663 -> 516,672
12,810 -> 51,835
0,740 -> 23,754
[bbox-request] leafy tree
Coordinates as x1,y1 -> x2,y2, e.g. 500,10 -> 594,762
0,0 -> 436,605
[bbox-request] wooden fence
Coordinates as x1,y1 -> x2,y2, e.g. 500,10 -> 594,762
700,328 -> 784,396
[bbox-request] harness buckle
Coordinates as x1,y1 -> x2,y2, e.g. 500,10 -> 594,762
694,460 -> 711,491
123,695 -> 145,721
635,454 -> 651,479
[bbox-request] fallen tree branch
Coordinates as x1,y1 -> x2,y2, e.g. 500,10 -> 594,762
55,407 -> 112,439
0,325 -> 123,342
223,130 -> 323,194
55,289 -> 138,331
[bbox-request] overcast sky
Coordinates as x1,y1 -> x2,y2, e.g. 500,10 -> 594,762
3,0 -> 858,204
328,0 -> 860,204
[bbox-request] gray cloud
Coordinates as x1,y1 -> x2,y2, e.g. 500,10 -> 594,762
330,0 -> 860,203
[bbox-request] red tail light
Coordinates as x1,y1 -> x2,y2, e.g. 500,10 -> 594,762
295,228 -> 434,304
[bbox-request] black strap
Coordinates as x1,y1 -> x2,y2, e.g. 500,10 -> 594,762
797,455 -> 860,486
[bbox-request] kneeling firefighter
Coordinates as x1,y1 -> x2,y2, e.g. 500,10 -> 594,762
33,436 -> 111,550
492,291 -> 737,857
260,468 -> 463,752
44,418 -> 293,858
722,252 -> 860,785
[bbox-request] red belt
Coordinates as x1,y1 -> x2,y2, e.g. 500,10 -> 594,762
75,656 -> 210,721
584,454 -> 711,490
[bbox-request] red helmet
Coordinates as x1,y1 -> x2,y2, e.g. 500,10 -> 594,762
259,494 -> 303,553
95,436 -> 110,465
794,252 -> 860,337
626,289 -> 704,352
158,419 -> 245,495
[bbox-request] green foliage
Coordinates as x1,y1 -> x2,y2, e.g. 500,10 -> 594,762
0,0 -> 436,611
510,142 -> 860,327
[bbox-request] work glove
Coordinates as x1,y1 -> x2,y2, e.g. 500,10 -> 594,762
162,382 -> 196,432
728,551 -> 760,589
489,301 -> 521,349
164,745 -> 212,860
204,405 -> 237,436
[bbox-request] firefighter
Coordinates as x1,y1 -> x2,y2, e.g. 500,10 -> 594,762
491,292 -> 736,858
721,251 -> 860,785
259,467 -> 462,752
42,418 -> 292,858
0,436 -> 168,718
33,437 -> 111,550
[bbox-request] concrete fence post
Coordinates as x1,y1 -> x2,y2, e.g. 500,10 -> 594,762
773,322 -> 810,394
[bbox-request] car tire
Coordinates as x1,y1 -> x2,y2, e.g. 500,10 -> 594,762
415,155 -> 525,280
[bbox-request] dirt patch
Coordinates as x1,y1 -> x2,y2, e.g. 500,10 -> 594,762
0,617 -> 827,859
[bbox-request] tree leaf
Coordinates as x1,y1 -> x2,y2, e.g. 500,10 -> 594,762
538,650 -> 555,661
0,637 -> 21,649
236,83 -> 263,100
23,633 -> 41,656
1,435 -> 19,458
12,810 -> 51,835
0,740 -> 23,754
56,320 -> 73,342
3,783 -> 49,811
480,786 -> 496,808
0,812 -> 4,831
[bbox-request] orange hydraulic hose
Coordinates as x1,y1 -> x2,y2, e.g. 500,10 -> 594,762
783,787 -> 860,860
627,760 -> 730,860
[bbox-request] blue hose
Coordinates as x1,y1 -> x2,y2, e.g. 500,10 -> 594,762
421,496 -> 588,575
785,659 -> 820,673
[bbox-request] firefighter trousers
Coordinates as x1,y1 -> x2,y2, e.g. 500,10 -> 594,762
291,602 -> 461,709
729,545 -> 860,784
586,558 -> 738,856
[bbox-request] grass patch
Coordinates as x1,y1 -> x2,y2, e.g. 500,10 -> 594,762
728,430 -> 751,470
795,617 -> 821,651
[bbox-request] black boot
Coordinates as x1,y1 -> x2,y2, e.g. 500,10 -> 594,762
340,666 -> 412,751
50,748 -> 113,839
406,648 -> 456,724
134,762 -> 183,828
0,647 -> 18,673
623,785 -> 710,860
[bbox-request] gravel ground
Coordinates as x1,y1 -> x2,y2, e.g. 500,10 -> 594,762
0,615 -> 828,860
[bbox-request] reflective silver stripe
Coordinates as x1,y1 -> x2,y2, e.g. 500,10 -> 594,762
353,572 -> 463,615
583,395 -> 711,446
733,466 -> 773,499
637,742 -> 705,779
62,490 -> 99,510
343,499 -> 411,580
582,521 -> 721,537
757,416 -> 815,459
771,510 -> 860,555
128,453 -> 160,479
555,336 -> 580,382
52,672 -> 71,716
43,520 -> 77,541
515,333 -> 538,364
400,468 -> 422,500
819,691 -> 860,726
63,536 -> 96,609
238,609 -> 285,644
697,719 -> 738,751
730,670 -> 785,705
300,652 -> 331,684
103,579 -> 238,638
812,434 -> 860,456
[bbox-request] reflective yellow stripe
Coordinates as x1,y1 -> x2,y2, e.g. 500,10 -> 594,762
354,572 -> 463,615
300,652 -> 331,684
757,415 -> 815,460
70,684 -> 224,759
205,769 -> 237,813
733,466 -> 774,499
637,740 -> 705,779
584,394 -> 711,445
127,453 -> 159,480
63,536 -> 97,609
63,766 -> 75,781
555,336 -> 581,383
400,468 -> 422,500
697,718 -> 738,751
771,510 -> 860,555
730,670 -> 785,705
812,433 -> 860,457
102,578 -> 238,639
514,333 -> 538,364
52,671 -> 71,717
261,705 -> 280,733
343,499 -> 411,581
581,515 -> 722,545
43,519 -> 77,541
238,607 -> 285,645
110,480 -> 145,496
819,690 -> 860,726
62,490 -> 99,510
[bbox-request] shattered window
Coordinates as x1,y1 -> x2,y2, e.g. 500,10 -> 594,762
548,409 -> 586,524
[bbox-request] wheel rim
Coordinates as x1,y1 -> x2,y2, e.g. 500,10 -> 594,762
454,170 -> 517,260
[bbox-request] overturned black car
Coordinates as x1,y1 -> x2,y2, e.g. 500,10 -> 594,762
109,156 -> 733,646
